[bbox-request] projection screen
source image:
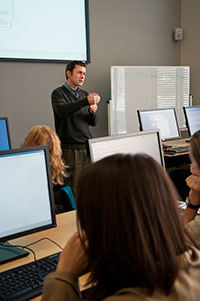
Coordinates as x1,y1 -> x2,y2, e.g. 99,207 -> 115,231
0,0 -> 89,62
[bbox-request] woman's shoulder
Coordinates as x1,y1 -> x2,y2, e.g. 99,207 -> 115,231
103,287 -> 149,300
53,176 -> 74,214
105,247 -> 200,301
185,217 -> 200,249
53,177 -> 70,192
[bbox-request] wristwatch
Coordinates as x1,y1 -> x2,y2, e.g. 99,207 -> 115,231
186,198 -> 200,210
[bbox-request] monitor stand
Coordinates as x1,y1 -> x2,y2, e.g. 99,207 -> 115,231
0,242 -> 29,265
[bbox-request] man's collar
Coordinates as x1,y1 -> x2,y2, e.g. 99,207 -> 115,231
64,82 -> 81,98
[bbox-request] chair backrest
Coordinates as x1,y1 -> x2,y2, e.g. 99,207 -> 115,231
60,185 -> 76,210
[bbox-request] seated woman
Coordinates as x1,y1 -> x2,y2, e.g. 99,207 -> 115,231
21,125 -> 74,214
183,130 -> 200,247
42,153 -> 200,301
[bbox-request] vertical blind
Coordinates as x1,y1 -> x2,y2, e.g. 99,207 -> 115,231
110,66 -> 190,135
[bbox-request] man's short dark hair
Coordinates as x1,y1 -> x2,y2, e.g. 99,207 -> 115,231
65,61 -> 86,79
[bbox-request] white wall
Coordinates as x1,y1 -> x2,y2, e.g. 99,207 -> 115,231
181,0 -> 200,105
0,0 -> 181,147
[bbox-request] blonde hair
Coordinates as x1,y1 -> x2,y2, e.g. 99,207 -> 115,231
21,125 -> 68,185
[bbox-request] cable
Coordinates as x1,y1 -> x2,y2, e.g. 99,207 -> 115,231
25,237 -> 63,250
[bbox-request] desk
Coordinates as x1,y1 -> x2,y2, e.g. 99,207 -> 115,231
0,211 -> 89,300
162,138 -> 190,166
163,138 -> 189,156
162,138 -> 189,148
162,139 -> 190,201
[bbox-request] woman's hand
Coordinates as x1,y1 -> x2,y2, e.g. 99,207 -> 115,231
184,175 -> 200,222
57,232 -> 89,278
186,174 -> 200,192
185,174 -> 200,206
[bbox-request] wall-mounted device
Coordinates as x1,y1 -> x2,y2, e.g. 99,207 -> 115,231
174,27 -> 183,40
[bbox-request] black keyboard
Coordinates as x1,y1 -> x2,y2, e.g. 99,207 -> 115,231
0,252 -> 60,301
164,146 -> 189,154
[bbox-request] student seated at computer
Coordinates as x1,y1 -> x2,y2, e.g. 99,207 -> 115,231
42,153 -> 200,301
21,125 -> 74,214
184,130 -> 200,248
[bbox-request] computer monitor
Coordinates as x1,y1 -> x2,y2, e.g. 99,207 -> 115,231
137,108 -> 181,141
0,145 -> 56,264
0,117 -> 11,150
183,106 -> 200,136
88,130 -> 165,167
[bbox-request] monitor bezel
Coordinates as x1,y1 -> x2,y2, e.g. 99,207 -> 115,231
137,108 -> 181,141
183,105 -> 200,137
0,145 -> 56,243
88,130 -> 165,168
0,117 -> 12,150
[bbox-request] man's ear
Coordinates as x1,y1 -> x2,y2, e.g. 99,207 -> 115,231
66,70 -> 71,79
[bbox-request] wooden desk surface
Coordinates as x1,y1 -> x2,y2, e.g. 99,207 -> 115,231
0,211 -> 89,300
162,138 -> 189,157
162,138 -> 189,147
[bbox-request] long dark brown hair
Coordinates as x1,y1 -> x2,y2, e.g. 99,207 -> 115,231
75,153 -> 189,300
190,130 -> 200,167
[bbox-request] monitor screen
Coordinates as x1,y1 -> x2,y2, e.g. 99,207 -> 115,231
0,117 -> 11,151
183,106 -> 200,136
0,146 -> 56,243
88,130 -> 164,167
137,108 -> 181,141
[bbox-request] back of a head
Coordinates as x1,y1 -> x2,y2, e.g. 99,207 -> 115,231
190,130 -> 200,167
22,124 -> 51,144
21,125 -> 66,185
75,153 -> 188,299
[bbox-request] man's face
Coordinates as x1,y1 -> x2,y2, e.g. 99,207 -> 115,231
67,65 -> 86,89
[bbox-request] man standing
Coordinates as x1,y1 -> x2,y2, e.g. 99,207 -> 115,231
51,61 -> 100,186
